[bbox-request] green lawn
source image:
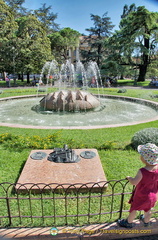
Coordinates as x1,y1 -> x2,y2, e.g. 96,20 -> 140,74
0,85 -> 158,227
0,78 -> 151,88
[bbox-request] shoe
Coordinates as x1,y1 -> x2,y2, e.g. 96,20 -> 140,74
139,214 -> 151,227
117,219 -> 133,228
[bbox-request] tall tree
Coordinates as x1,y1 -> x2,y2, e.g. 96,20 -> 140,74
0,0 -> 18,75
82,13 -> 114,66
120,3 -> 136,19
34,3 -> 59,33
49,27 -> 80,63
4,0 -> 27,17
16,15 -> 52,82
107,5 -> 158,82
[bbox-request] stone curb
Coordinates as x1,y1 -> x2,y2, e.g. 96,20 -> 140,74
0,218 -> 158,239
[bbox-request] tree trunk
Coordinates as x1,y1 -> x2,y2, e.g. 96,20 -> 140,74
2,72 -> 6,80
120,74 -> 124,79
21,73 -> 24,82
13,76 -> 16,86
27,73 -> 30,83
137,36 -> 149,82
97,44 -> 101,67
18,74 -> 23,81
137,65 -> 147,82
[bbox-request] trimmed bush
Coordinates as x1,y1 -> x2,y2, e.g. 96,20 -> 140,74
150,94 -> 158,98
117,89 -> 127,93
38,89 -> 46,92
131,128 -> 158,149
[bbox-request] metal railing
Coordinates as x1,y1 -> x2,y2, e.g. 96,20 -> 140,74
0,180 -> 135,227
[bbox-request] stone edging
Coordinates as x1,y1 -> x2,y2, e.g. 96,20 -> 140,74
0,94 -> 157,129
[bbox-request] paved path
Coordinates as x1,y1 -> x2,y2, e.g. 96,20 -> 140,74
124,235 -> 158,240
0,218 -> 158,239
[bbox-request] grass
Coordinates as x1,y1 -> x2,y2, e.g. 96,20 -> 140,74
1,84 -> 158,102
0,84 -> 158,227
117,79 -> 151,87
0,78 -> 150,88
2,122 -> 158,182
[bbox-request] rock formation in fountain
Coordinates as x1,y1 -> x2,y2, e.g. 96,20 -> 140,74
40,90 -> 100,112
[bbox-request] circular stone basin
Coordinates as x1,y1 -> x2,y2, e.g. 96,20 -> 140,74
0,95 -> 158,129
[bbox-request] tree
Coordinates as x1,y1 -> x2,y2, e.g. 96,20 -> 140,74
146,58 -> 158,79
120,3 -> 136,19
107,5 -> 158,82
103,33 -> 132,80
34,3 -> 59,33
4,0 -> 27,17
49,27 -> 80,63
81,13 -> 114,66
0,0 -> 18,75
16,15 -> 52,82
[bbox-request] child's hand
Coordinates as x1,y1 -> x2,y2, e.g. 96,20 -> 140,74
125,170 -> 142,185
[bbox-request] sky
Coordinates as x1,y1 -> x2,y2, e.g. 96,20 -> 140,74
23,0 -> 158,34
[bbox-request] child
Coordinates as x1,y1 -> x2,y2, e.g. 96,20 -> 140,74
118,143 -> 158,228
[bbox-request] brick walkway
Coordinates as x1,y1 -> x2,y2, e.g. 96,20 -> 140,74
0,218 -> 158,240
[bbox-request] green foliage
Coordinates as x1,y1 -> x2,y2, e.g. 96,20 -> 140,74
0,0 -> 18,72
0,0 -> 18,39
0,132 -> 63,151
48,28 -> 80,62
33,3 -> 59,32
82,12 -> 114,66
146,61 -> 158,79
0,7 -> 52,75
99,141 -> 117,150
16,15 -> 52,75
117,88 -> 127,93
106,5 -> 158,82
150,94 -> 158,99
131,128 -> 158,149
0,132 -> 118,152
4,0 -> 26,17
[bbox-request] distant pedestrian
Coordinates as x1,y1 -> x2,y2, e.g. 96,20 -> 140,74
5,76 -> 10,87
118,143 -> 158,228
105,78 -> 111,87
91,76 -> 96,87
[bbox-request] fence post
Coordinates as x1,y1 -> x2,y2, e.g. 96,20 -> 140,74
6,196 -> 12,226
118,192 -> 125,219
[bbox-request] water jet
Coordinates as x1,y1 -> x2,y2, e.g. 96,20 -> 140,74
0,60 -> 158,129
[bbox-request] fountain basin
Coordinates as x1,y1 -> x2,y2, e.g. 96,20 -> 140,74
0,94 -> 158,129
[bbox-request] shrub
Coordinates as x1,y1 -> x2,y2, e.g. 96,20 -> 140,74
117,89 -> 127,93
99,141 -> 117,150
0,132 -> 63,151
131,128 -> 158,149
150,94 -> 158,98
38,89 -> 46,92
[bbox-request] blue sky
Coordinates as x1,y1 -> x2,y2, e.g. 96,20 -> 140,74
24,0 -> 158,34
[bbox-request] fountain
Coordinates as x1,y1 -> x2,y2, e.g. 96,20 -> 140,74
40,90 -> 100,112
0,59 -> 158,129
39,59 -> 101,112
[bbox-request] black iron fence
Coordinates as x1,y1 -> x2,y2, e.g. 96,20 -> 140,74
0,179 -> 155,228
